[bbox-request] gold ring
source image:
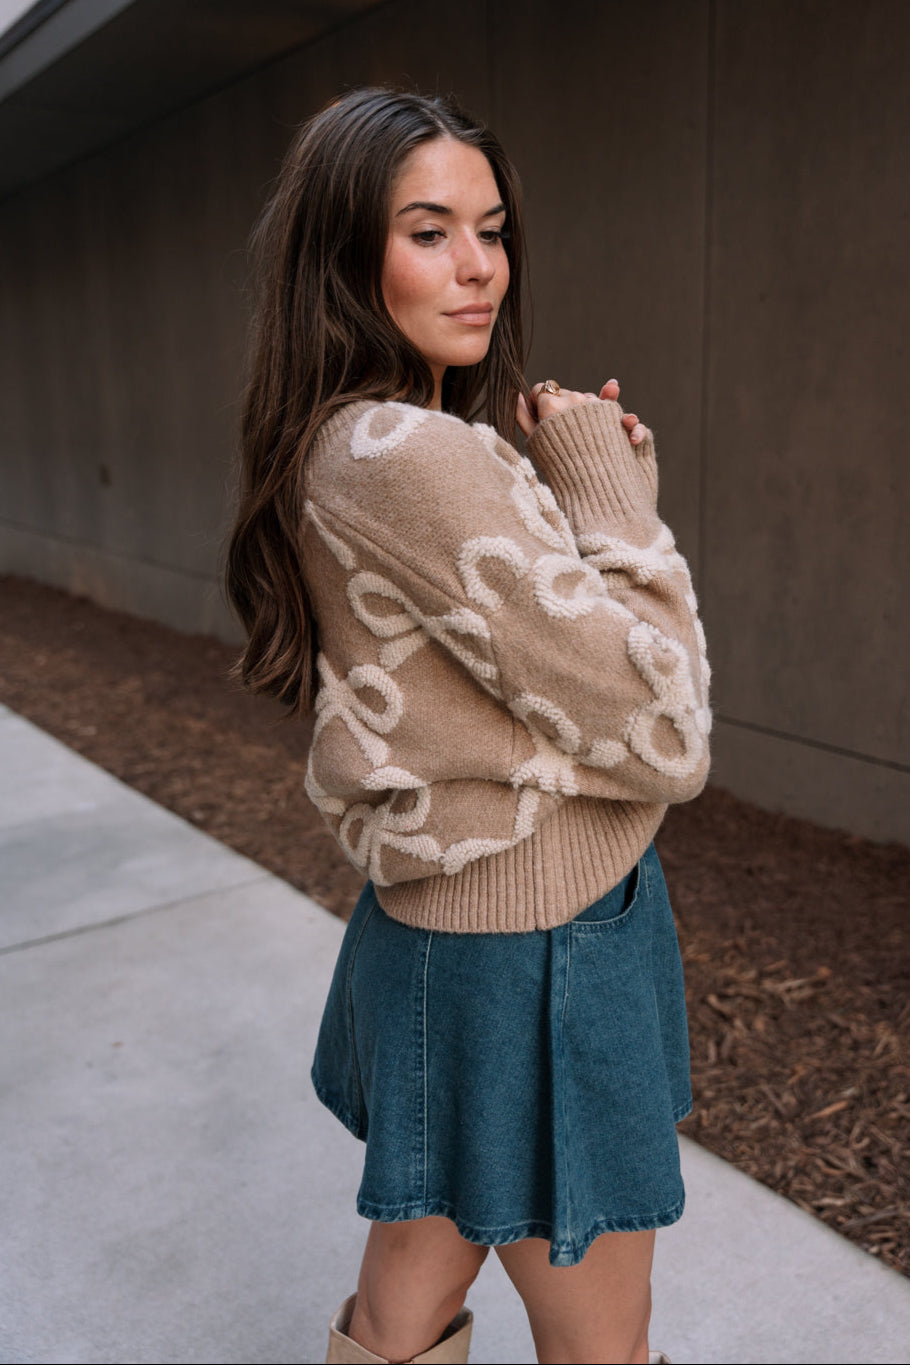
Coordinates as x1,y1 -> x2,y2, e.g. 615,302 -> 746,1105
540,379 -> 560,395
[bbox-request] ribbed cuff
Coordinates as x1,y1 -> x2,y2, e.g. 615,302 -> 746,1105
527,401 -> 659,532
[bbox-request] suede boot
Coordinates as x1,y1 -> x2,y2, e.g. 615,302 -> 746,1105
326,1293 -> 473,1364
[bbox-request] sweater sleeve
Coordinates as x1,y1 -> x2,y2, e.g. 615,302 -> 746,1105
305,400 -> 711,808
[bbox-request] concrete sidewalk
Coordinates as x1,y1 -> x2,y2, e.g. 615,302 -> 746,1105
1,701 -> 908,1365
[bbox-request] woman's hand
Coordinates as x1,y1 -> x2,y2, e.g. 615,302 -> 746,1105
516,378 -> 648,447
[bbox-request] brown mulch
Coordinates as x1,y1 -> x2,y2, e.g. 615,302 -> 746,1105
1,573 -> 908,1275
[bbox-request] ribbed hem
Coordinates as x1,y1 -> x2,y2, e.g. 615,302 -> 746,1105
375,798 -> 666,933
527,401 -> 659,531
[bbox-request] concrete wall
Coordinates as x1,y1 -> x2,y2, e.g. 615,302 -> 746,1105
1,0 -> 908,843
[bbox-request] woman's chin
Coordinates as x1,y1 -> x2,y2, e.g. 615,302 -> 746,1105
436,341 -> 493,373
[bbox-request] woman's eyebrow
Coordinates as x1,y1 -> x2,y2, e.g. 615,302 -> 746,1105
395,200 -> 506,218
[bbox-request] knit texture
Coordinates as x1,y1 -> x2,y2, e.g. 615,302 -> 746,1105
300,399 -> 711,933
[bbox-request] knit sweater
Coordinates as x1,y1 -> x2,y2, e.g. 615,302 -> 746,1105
300,398 -> 711,933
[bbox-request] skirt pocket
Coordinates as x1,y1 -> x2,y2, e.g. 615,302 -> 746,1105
564,843 -> 691,1123
570,854 -> 642,926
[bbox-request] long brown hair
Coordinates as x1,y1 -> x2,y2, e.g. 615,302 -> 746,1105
224,87 -> 528,715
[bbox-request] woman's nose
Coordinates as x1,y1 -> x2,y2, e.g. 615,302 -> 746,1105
455,233 -> 495,284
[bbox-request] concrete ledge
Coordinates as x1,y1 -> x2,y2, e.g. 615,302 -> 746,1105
0,522 -> 242,642
711,716 -> 909,844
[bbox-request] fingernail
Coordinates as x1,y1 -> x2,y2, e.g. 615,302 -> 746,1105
606,377 -> 618,386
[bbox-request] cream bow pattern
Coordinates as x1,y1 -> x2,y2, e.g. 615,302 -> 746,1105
339,786 -> 442,884
311,657 -> 404,771
347,570 -> 497,682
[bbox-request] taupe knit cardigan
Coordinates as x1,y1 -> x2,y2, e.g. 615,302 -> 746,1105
301,398 -> 711,933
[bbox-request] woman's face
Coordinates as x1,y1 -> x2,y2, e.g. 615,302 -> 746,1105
382,137 -> 510,408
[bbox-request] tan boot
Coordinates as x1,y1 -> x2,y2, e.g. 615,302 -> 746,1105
649,1353 -> 671,1364
326,1293 -> 473,1364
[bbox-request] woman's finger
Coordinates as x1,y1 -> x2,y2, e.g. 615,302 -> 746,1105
629,422 -> 648,446
560,390 -> 596,411
535,386 -> 595,418
536,391 -> 562,420
516,391 -> 537,437
621,412 -> 639,428
600,378 -> 620,401
530,382 -> 612,422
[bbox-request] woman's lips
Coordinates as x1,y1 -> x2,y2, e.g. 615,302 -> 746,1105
444,305 -> 493,325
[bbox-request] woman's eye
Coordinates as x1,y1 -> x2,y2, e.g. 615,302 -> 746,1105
480,227 -> 509,245
412,229 -> 444,245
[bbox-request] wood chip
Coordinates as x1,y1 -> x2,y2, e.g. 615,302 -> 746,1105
759,1082 -> 790,1119
805,1098 -> 852,1122
841,1206 -> 901,1232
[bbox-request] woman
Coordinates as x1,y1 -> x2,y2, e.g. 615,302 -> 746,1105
226,87 -> 710,1365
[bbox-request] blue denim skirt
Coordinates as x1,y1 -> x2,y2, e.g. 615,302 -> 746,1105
311,841 -> 691,1266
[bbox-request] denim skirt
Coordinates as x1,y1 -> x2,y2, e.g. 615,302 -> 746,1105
311,841 -> 691,1266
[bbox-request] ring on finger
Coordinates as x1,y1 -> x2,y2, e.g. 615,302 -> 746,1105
540,379 -> 561,395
